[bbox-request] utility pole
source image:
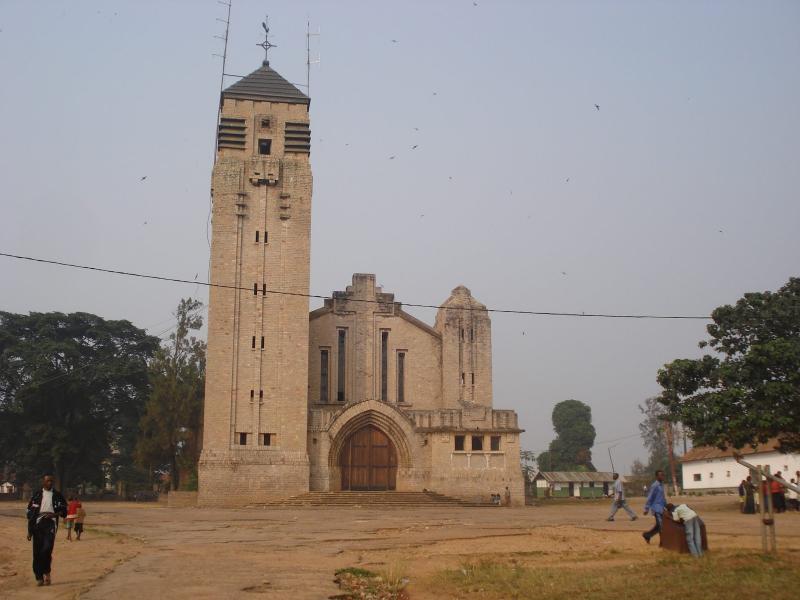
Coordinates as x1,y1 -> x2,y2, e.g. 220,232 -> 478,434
664,420 -> 679,496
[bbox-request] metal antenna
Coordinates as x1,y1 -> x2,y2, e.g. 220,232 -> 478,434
306,18 -> 320,96
212,0 -> 232,160
258,15 -> 276,66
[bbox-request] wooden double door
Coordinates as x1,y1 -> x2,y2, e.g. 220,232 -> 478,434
340,426 -> 397,491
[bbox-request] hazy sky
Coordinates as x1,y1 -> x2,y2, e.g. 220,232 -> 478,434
1,1 -> 798,472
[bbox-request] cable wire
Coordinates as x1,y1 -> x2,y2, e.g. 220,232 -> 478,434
0,251 -> 712,320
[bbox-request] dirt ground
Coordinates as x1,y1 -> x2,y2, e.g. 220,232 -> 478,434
0,495 -> 798,599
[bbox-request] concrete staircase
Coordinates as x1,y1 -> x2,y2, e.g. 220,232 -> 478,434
260,491 -> 486,508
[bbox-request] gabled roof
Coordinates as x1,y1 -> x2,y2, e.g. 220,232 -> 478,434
679,438 -> 784,463
222,62 -> 309,105
534,471 -> 615,483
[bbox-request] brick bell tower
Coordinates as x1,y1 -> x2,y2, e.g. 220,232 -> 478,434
198,37 -> 312,505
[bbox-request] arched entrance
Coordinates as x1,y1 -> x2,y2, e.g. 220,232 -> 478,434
339,425 -> 397,491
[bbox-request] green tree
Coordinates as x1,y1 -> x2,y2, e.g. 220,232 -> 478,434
657,277 -> 800,451
540,400 -> 596,471
135,299 -> 205,491
638,397 -> 669,475
0,311 -> 158,490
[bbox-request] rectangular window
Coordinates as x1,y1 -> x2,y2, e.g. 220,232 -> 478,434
460,328 -> 464,341
471,435 -> 483,451
397,352 -> 405,404
320,349 -> 329,402
259,390 -> 264,399
260,336 -> 265,349
253,283 -> 258,295
337,329 -> 346,402
381,331 -> 389,401
471,373 -> 475,385
461,372 -> 465,385
454,435 -> 465,451
260,118 -> 271,129
260,433 -> 272,446
490,435 -> 501,451
251,336 -> 256,349
470,328 -> 474,341
238,432 -> 247,446
264,231 -> 269,244
250,389 -> 254,399
693,473 -> 702,482
262,283 -> 266,295
258,138 -> 272,155
255,231 -> 260,243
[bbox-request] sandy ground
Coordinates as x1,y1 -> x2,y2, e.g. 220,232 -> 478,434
0,495 -> 798,599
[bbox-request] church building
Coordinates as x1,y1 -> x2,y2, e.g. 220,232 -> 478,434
198,53 -> 524,507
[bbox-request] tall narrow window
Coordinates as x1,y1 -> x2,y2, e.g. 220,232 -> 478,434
255,231 -> 260,242
253,283 -> 258,295
490,435 -> 501,451
238,432 -> 248,446
320,349 -> 329,403
260,336 -> 265,349
260,433 -> 272,446
461,372 -> 465,385
470,328 -> 474,341
397,352 -> 406,404
251,336 -> 256,349
471,373 -> 475,385
471,435 -> 484,451
258,138 -> 272,155
264,231 -> 269,244
454,435 -> 465,451
262,283 -> 266,295
381,331 -> 389,401
337,330 -> 346,402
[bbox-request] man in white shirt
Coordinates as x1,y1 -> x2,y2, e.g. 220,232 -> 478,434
607,473 -> 637,521
26,474 -> 67,586
665,502 -> 703,557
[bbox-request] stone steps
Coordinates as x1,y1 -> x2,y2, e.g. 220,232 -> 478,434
259,491 -> 487,508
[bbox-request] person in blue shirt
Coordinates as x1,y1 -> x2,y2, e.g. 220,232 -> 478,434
642,469 -> 667,544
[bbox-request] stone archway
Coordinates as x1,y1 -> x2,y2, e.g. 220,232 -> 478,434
339,425 -> 398,491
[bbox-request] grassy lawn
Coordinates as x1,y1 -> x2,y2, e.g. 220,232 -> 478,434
427,550 -> 800,600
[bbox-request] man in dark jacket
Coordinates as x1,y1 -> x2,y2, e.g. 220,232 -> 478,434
26,474 -> 67,586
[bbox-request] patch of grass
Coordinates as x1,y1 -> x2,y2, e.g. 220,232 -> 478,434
429,550 -> 800,599
335,567 -> 377,578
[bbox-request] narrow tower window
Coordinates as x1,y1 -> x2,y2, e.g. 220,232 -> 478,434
262,283 -> 266,295
264,231 -> 269,244
251,336 -> 256,349
260,336 -> 265,349
471,373 -> 475,385
255,231 -> 260,242
250,389 -> 254,399
320,349 -> 329,403
337,329 -> 346,402
258,139 -> 272,155
397,352 -> 406,404
381,331 -> 389,402
238,432 -> 248,446
253,283 -> 258,295
261,433 -> 272,446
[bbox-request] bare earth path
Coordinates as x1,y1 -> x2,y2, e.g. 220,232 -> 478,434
1,496 -> 798,599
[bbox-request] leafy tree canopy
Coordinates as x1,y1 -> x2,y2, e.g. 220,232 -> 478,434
538,399 -> 596,471
657,277 -> 800,452
0,311 -> 159,489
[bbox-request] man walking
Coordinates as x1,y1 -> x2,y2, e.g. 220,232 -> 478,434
26,474 -> 67,586
606,473 -> 637,521
642,469 -> 667,544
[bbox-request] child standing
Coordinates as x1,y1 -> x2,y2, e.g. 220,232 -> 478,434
74,505 -> 86,540
65,496 -> 81,541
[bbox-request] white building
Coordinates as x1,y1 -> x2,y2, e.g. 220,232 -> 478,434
681,438 -> 800,493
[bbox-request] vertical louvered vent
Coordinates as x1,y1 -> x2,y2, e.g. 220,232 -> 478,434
284,122 -> 311,154
218,117 -> 246,150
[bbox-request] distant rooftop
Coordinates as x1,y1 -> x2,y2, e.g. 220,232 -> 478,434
222,63 -> 309,105
680,437 -> 785,463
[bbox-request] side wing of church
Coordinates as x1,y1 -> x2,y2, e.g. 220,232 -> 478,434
199,55 -> 524,506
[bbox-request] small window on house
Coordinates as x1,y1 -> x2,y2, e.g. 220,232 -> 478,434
251,336 -> 256,349
471,435 -> 483,451
470,328 -> 474,341
262,283 -> 266,295
258,139 -> 272,155
259,390 -> 264,399
693,473 -> 702,482
261,433 -> 272,446
238,432 -> 247,445
255,231 -> 260,243
471,373 -> 475,385
250,389 -> 254,399
454,435 -> 465,451
260,118 -> 271,129
253,283 -> 258,295
264,231 -> 269,244
490,436 -> 501,451
261,336 -> 265,349
460,328 -> 464,341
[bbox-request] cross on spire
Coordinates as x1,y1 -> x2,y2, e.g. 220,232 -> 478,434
257,16 -> 277,66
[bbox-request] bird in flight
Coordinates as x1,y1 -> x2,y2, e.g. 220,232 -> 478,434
391,39 -> 399,43
594,104 -> 600,111
566,177 -> 570,182
411,145 -> 418,149
561,271 -> 567,276
413,127 -> 419,131
140,176 -> 147,181
389,155 -> 396,160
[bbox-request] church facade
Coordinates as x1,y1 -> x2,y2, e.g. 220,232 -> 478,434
198,57 -> 524,507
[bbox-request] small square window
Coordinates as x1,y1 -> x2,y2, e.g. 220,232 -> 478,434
490,436 -> 501,451
258,139 -> 272,155
471,435 -> 483,451
693,473 -> 702,482
260,118 -> 271,129
238,432 -> 248,446
454,435 -> 465,451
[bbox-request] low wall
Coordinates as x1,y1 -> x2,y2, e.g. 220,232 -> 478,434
167,491 -> 198,508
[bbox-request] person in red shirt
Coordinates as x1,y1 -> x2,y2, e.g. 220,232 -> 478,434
65,496 -> 81,541
770,474 -> 786,513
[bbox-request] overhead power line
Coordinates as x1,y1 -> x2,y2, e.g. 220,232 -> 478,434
0,252 -> 712,320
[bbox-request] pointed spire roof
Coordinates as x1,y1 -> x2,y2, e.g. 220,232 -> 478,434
222,62 -> 309,105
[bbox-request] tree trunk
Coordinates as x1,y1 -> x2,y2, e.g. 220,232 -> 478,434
171,455 -> 180,491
